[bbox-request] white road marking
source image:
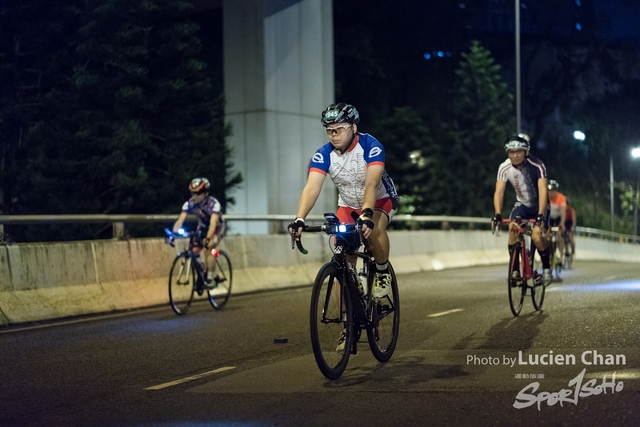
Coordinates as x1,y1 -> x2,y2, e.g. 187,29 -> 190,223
427,308 -> 464,318
145,366 -> 236,390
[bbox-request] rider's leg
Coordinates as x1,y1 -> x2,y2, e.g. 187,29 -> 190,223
508,222 -> 520,271
369,210 -> 392,298
204,234 -> 220,282
557,230 -> 565,260
570,232 -> 576,254
368,209 -> 390,265
532,225 -> 551,269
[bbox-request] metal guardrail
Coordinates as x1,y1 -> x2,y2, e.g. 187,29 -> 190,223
0,214 -> 638,244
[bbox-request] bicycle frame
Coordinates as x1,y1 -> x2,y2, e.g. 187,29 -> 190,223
515,221 -> 536,283
297,214 -> 400,378
330,249 -> 374,331
497,217 -> 545,316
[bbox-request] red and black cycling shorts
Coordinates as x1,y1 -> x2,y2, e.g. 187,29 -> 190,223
335,198 -> 396,224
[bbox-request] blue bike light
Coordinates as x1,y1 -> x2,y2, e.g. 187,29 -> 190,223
338,224 -> 347,233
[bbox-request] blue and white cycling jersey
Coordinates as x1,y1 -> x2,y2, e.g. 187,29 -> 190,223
309,133 -> 398,209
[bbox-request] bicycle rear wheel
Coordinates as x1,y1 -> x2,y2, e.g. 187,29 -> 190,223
508,244 -> 526,317
208,250 -> 233,310
169,254 -> 195,315
310,263 -> 353,380
367,264 -> 400,362
530,247 -> 545,311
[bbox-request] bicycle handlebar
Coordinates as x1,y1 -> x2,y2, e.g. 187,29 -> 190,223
164,228 -> 193,247
290,221 -> 363,255
492,218 -> 537,237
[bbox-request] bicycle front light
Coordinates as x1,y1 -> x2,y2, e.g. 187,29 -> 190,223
338,224 -> 347,233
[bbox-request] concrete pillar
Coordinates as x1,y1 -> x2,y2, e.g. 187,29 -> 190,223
223,0 -> 335,234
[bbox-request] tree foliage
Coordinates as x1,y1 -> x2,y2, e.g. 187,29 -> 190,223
0,0 -> 84,216
445,41 -> 515,217
371,106 -> 447,216
4,0 -> 240,241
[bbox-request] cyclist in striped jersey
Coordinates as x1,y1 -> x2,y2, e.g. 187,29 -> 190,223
491,134 -> 553,286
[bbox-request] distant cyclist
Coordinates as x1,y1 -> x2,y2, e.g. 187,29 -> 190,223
547,180 -> 567,262
288,103 -> 399,300
173,177 -> 225,284
492,134 -> 552,286
564,197 -> 577,257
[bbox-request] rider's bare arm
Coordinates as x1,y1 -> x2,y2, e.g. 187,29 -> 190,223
537,178 -> 548,216
493,180 -> 507,215
173,211 -> 188,233
363,164 -> 384,213
295,171 -> 326,220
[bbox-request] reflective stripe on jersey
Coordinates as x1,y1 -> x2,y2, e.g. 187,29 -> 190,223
181,196 -> 222,229
309,133 -> 398,209
497,155 -> 547,208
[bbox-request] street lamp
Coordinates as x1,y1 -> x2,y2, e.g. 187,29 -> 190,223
515,0 -> 521,133
574,130 -> 614,232
632,147 -> 640,236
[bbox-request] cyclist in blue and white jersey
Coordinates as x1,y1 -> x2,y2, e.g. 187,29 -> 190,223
173,177 -> 225,284
289,103 -> 399,301
491,134 -> 552,285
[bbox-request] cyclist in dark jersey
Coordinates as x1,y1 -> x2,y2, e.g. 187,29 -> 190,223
492,134 -> 552,286
173,177 -> 225,283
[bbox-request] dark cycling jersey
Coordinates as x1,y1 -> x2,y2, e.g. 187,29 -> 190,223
181,196 -> 223,230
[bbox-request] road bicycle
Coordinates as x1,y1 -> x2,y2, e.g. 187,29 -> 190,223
292,213 -> 400,380
165,229 -> 232,315
495,218 -> 545,317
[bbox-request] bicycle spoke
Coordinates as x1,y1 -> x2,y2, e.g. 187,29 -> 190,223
310,263 -> 352,380
208,250 -> 232,310
169,255 -> 195,315
508,244 -> 525,317
530,248 -> 545,310
367,264 -> 400,362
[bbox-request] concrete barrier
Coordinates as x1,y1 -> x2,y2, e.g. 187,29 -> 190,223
0,231 -> 638,326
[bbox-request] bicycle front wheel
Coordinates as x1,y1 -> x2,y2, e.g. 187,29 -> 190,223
367,264 -> 400,362
530,248 -> 545,311
508,245 -> 526,317
169,254 -> 195,315
310,263 -> 353,380
208,250 -> 233,310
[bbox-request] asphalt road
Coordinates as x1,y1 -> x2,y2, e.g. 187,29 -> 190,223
1,260 -> 639,426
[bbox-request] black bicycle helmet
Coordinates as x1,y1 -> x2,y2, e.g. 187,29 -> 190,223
189,177 -> 210,194
504,134 -> 530,152
548,180 -> 559,191
321,103 -> 360,126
